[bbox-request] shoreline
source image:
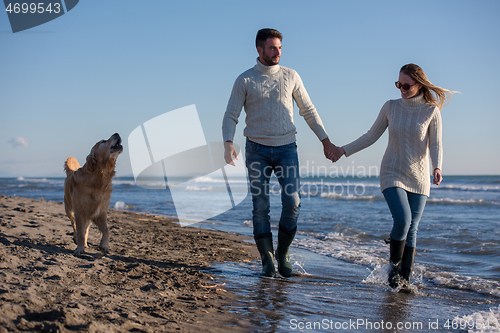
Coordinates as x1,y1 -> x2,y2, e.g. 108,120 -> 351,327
0,195 -> 259,332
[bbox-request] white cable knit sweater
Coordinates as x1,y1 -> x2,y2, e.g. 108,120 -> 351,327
222,59 -> 328,147
343,94 -> 442,196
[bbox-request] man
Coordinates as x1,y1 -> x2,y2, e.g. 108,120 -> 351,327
222,28 -> 336,277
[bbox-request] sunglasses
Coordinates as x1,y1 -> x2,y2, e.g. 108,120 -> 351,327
395,81 -> 418,90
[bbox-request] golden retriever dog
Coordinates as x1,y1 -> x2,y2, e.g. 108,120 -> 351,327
64,133 -> 123,256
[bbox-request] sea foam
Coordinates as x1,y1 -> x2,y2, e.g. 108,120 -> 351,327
114,201 -> 126,210
456,305 -> 500,333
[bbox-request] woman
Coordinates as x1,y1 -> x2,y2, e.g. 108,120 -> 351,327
335,64 -> 453,291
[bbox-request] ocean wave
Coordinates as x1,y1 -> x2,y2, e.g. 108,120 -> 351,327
192,176 -> 248,184
319,192 -> 382,201
14,177 -> 64,188
113,176 -> 248,188
192,176 -> 226,183
427,198 -> 500,206
112,179 -> 138,186
242,220 -> 253,228
293,234 -> 500,298
186,185 -> 213,191
456,305 -> 500,333
113,201 -> 136,210
425,271 -> 500,298
293,234 -> 386,267
16,177 -> 62,184
301,180 -> 380,189
437,184 -> 500,192
19,177 -> 48,183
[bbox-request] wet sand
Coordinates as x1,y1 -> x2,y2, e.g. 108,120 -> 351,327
0,195 -> 259,332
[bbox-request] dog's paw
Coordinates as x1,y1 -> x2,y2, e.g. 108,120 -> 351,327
99,246 -> 110,255
73,247 -> 85,256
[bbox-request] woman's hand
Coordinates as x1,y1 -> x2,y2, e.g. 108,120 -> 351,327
433,168 -> 443,185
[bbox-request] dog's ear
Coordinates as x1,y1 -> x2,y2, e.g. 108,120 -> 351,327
86,141 -> 102,170
86,152 -> 97,171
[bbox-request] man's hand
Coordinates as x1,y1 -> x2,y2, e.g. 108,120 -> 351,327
433,168 -> 443,185
224,141 -> 238,166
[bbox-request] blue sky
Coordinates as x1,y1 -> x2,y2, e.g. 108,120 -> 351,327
1,0 -> 499,177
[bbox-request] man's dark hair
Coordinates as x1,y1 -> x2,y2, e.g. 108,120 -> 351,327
256,28 -> 283,49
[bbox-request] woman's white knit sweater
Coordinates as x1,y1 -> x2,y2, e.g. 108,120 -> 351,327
222,59 -> 328,147
343,94 -> 442,196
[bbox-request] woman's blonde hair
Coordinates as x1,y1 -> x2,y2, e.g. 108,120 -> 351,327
400,63 -> 453,110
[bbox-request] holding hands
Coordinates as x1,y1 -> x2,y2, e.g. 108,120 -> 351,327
225,138 -> 347,166
329,146 -> 345,162
322,138 -> 345,162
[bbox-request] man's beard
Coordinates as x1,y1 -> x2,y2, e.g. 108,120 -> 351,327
261,53 -> 280,66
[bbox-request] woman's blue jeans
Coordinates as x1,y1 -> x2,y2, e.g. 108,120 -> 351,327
245,139 -> 300,238
382,187 -> 427,248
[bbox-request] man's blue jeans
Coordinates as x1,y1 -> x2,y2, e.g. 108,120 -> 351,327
245,139 -> 300,238
382,187 -> 427,248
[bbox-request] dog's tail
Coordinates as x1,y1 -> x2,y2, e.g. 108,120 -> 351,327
64,157 -> 81,176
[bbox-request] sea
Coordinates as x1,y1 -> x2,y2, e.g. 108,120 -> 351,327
1,175 -> 499,332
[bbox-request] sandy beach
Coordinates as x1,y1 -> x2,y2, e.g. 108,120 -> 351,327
0,194 -> 260,332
